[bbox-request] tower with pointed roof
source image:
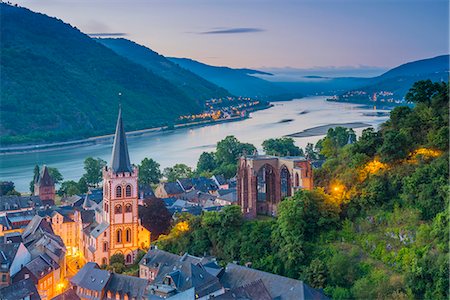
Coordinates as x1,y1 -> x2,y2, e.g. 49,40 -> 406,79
34,165 -> 56,205
102,106 -> 140,264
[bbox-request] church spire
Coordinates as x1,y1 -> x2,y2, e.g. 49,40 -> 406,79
111,104 -> 132,174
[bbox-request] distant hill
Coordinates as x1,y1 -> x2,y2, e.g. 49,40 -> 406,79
96,38 -> 231,101
339,55 -> 449,101
0,4 -> 205,145
168,57 -> 289,98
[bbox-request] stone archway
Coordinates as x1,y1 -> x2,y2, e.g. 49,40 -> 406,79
280,165 -> 292,199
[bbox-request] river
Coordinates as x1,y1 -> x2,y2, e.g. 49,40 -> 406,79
0,96 -> 390,192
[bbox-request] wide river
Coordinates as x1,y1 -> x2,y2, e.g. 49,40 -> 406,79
0,96 -> 390,192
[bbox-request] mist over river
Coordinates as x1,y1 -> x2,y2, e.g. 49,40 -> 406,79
0,96 -> 391,192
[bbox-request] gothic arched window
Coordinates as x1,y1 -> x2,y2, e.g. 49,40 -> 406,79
125,228 -> 131,243
103,242 -> 108,252
125,185 -> 132,197
116,186 -> 122,198
126,254 -> 132,264
116,229 -> 122,243
102,258 -> 108,266
125,203 -> 132,213
115,204 -> 122,214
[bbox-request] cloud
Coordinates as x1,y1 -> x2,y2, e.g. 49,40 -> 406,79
87,33 -> 128,37
199,27 -> 265,34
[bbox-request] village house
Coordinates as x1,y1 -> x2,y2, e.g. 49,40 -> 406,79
0,277 -> 40,300
0,242 -> 31,287
70,262 -> 148,300
154,182 -> 184,198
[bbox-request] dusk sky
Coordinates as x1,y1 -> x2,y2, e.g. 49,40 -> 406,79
14,0 -> 449,69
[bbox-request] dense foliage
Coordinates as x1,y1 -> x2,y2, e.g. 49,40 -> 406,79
156,81 -> 449,299
1,4 -> 204,145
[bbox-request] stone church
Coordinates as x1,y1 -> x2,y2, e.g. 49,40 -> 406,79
237,155 -> 314,218
79,107 -> 150,266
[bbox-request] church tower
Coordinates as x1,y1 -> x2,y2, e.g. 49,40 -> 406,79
103,106 -> 140,264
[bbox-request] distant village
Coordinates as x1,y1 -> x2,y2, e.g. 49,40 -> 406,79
0,108 -> 327,300
328,90 -> 408,105
178,96 -> 269,123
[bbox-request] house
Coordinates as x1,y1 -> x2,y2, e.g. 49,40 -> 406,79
5,210 -> 36,233
34,166 -> 56,206
139,248 -> 224,299
0,195 -> 42,215
0,278 -> 41,300
70,262 -> 148,300
155,182 -> 184,198
13,255 -> 61,300
178,190 -> 217,206
211,175 -> 229,190
220,263 -> 329,300
45,208 -> 79,255
0,242 -> 31,287
20,215 -> 67,294
215,190 -> 237,206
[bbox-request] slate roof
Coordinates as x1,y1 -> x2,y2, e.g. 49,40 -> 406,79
0,215 -> 11,230
216,188 -> 235,197
0,278 -> 40,300
52,288 -> 81,300
6,210 -> 35,225
72,262 -> 148,298
37,165 -> 54,187
139,183 -> 155,199
22,215 -> 54,241
211,175 -> 227,186
80,210 -> 95,224
87,188 -> 104,204
0,243 -> 21,272
215,279 -> 272,300
91,222 -> 109,239
25,255 -> 59,280
2,231 -> 22,243
162,182 -> 184,195
106,273 -> 148,299
162,197 -> 177,207
177,178 -> 194,191
70,262 -> 99,286
217,190 -> 237,203
110,106 -> 132,174
191,177 -> 219,193
221,263 -> 329,300
179,190 -> 217,205
140,249 -> 222,297
0,195 -> 42,212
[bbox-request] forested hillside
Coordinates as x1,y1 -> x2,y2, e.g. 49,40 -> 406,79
96,38 -> 231,101
0,4 -> 204,145
156,80 -> 449,299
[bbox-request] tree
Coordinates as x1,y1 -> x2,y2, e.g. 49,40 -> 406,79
378,130 -> 412,163
305,143 -> 319,160
77,177 -> 89,194
262,137 -> 303,156
196,152 -> 217,173
138,158 -> 162,185
0,181 -> 15,196
317,127 -> 355,158
405,80 -> 442,105
47,167 -> 63,184
215,136 -> 256,166
304,258 -> 327,289
163,164 -> 193,182
83,157 -> 107,187
140,198 -> 172,241
58,180 -> 81,196
30,164 -> 40,193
